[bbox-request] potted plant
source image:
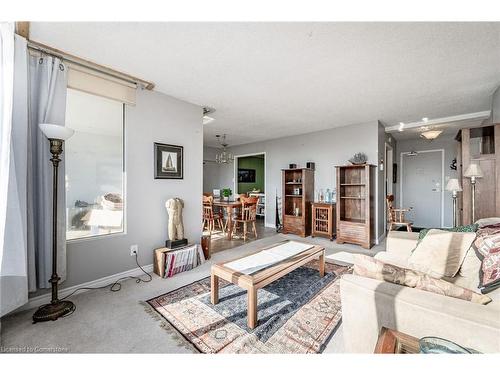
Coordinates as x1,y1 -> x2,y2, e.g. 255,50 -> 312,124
221,188 -> 232,202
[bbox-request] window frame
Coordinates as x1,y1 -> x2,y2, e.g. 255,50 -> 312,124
65,96 -> 127,243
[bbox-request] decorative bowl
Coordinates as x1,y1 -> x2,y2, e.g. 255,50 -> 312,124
419,337 -> 472,354
348,152 -> 368,165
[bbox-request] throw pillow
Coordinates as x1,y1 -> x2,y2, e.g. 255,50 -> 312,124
475,217 -> 500,228
353,254 -> 491,305
417,224 -> 478,242
408,229 -> 476,278
473,225 -> 500,293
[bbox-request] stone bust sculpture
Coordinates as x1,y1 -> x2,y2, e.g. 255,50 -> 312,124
165,198 -> 185,241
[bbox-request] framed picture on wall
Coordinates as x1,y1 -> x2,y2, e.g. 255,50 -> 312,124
154,142 -> 183,179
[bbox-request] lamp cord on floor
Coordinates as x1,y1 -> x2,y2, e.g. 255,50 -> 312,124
60,253 -> 152,301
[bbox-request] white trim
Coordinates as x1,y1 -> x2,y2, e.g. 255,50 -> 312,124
233,151 -> 267,222
400,149 -> 445,228
13,263 -> 154,314
385,111 -> 490,132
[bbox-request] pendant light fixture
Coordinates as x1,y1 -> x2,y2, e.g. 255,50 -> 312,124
215,134 -> 234,164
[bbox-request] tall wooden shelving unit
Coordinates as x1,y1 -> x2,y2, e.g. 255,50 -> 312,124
335,164 -> 375,249
457,124 -> 500,225
282,168 -> 314,237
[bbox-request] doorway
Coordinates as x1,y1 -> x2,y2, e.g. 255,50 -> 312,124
233,152 -> 267,221
400,150 -> 444,228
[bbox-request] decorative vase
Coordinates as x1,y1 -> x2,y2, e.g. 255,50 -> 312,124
319,189 -> 324,202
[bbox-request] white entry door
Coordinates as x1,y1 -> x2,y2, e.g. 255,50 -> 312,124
401,150 -> 443,228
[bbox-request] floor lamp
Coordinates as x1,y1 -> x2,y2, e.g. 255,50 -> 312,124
464,163 -> 483,224
33,123 -> 76,323
445,178 -> 462,227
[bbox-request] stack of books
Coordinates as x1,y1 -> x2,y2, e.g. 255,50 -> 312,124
155,244 -> 206,278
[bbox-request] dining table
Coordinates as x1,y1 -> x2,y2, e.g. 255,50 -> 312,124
212,200 -> 242,240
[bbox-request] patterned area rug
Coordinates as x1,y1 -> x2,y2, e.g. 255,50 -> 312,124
145,261 -> 351,353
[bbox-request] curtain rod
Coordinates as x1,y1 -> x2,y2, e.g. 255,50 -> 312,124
27,40 -> 155,90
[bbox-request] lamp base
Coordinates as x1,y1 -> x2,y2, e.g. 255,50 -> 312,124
32,300 -> 75,323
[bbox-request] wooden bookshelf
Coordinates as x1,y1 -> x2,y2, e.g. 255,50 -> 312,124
335,164 -> 376,249
281,168 -> 314,237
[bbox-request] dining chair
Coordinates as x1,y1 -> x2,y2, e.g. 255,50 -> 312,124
202,195 -> 225,235
232,196 -> 259,241
386,194 -> 413,232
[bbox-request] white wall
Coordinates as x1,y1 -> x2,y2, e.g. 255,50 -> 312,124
58,89 -> 203,288
214,122 -> 380,235
395,135 -> 459,228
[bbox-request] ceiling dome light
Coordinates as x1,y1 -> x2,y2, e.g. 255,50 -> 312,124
203,115 -> 215,125
422,117 -> 429,122
420,130 -> 443,140
398,122 -> 405,132
202,106 -> 216,125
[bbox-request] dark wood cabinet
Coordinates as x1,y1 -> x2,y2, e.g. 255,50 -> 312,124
335,164 -> 375,249
311,202 -> 336,240
282,168 -> 314,237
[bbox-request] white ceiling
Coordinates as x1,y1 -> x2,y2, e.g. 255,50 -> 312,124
30,22 -> 500,147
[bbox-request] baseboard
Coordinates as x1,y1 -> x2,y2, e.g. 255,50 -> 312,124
15,264 -> 154,314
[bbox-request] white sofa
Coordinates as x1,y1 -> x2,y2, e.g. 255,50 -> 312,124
340,231 -> 500,353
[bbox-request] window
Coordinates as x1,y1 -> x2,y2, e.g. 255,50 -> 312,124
65,88 -> 124,240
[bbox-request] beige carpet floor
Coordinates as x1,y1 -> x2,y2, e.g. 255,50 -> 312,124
0,234 -> 384,353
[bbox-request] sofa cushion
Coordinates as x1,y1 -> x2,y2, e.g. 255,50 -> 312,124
457,247 -> 482,288
408,229 -> 476,278
353,254 -> 491,304
374,251 -> 409,268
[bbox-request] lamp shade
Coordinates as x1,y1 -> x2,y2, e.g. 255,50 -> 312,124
464,163 -> 483,178
39,123 -> 74,141
445,178 -> 462,192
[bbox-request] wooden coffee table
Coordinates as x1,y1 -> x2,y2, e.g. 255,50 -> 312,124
210,241 -> 325,329
374,327 -> 420,354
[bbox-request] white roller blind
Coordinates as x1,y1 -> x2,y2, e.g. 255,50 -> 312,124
67,64 -> 136,105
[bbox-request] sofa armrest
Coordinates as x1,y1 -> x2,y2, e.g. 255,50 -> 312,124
385,231 -> 419,258
340,274 -> 500,353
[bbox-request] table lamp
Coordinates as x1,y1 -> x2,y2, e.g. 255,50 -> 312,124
445,178 -> 462,227
463,163 -> 483,223
33,123 -> 75,323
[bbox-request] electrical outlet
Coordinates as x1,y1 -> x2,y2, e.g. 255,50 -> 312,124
130,245 -> 138,257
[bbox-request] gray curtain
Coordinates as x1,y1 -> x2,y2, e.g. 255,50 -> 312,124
27,54 -> 68,290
